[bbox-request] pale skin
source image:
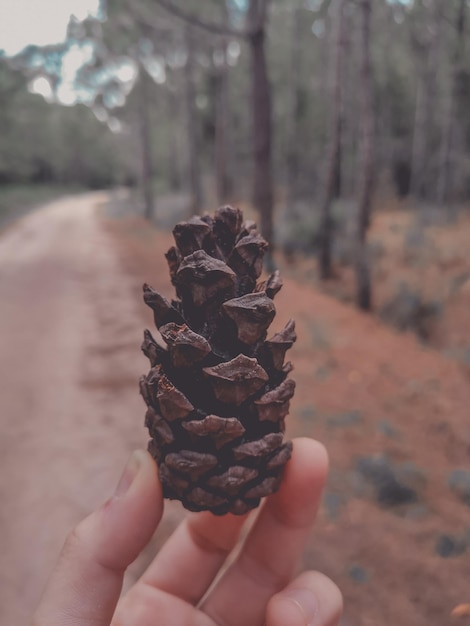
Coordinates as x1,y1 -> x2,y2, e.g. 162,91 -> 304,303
32,438 -> 343,626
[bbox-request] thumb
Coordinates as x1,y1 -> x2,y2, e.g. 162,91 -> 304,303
266,571 -> 343,626
32,450 -> 163,626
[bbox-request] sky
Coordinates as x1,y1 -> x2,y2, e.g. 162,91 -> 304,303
0,0 -> 100,57
0,0 -> 110,106
0,0 -> 415,59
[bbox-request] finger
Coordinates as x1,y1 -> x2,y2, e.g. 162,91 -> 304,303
139,509 -> 248,604
266,571 -> 343,626
201,438 -> 328,626
32,450 -> 163,626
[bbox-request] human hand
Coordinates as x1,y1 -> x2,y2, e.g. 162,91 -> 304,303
32,438 -> 342,626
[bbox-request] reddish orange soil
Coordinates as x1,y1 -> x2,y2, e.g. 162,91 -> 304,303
284,208 -> 470,364
0,195 -> 469,625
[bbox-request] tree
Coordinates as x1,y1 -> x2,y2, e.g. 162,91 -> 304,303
183,23 -> 204,214
69,9 -> 162,217
285,4 -> 303,204
318,0 -> 346,280
213,14 -> 233,204
164,77 -> 184,192
436,0 -> 467,209
355,0 -> 374,312
338,2 -> 359,200
151,0 -> 275,263
136,60 -> 155,219
0,55 -> 131,188
408,0 -> 444,201
248,0 -> 275,268
4,0 -> 470,241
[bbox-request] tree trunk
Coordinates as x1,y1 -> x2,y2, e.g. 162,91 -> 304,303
409,0 -> 444,201
138,64 -> 155,220
214,39 -> 232,204
355,0 -> 374,312
248,0 -> 274,269
318,0 -> 346,280
410,72 -> 427,199
184,23 -> 203,215
285,6 -> 302,204
341,6 -> 357,199
436,0 -> 466,208
166,84 -> 182,192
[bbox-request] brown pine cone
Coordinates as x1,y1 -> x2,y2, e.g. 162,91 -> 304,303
139,206 -> 296,515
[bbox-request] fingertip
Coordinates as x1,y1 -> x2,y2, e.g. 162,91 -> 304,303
266,438 -> 328,528
133,449 -> 162,500
266,592 -> 309,626
291,438 -> 329,477
95,449 -> 163,569
266,571 -> 343,626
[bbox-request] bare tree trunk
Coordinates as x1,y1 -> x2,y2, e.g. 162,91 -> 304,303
409,0 -> 444,200
184,23 -> 203,215
214,39 -> 232,204
355,0 -> 374,312
436,0 -> 466,208
248,0 -> 274,269
166,84 -> 182,192
285,6 -> 302,204
152,0 -> 273,231
376,1 -> 401,190
318,0 -> 346,280
410,59 -> 427,199
341,6 -> 358,199
137,63 -> 155,220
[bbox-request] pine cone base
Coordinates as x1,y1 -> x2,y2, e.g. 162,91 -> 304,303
140,207 -> 296,515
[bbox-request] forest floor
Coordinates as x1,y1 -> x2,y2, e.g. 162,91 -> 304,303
280,204 -> 470,372
0,192 -> 469,626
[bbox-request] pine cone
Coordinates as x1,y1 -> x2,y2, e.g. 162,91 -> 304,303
140,206 -> 296,515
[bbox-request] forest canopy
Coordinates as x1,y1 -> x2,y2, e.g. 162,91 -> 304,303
0,0 -> 470,203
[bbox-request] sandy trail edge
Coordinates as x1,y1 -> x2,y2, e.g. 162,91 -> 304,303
0,194 -> 159,625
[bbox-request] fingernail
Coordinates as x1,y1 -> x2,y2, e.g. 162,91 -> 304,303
283,587 -> 319,625
114,451 -> 142,498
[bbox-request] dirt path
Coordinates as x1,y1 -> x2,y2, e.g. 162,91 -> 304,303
0,194 -> 157,625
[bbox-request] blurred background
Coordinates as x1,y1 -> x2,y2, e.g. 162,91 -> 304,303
0,0 -> 470,625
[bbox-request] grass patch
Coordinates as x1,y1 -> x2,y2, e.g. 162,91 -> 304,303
0,184 -> 81,227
